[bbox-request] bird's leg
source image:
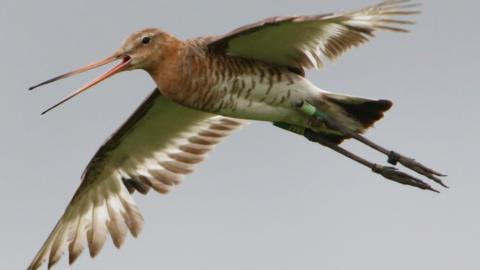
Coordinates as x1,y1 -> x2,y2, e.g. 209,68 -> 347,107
295,100 -> 447,188
303,129 -> 439,193
273,122 -> 438,192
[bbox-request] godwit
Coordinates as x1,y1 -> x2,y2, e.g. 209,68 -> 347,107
27,1 -> 446,269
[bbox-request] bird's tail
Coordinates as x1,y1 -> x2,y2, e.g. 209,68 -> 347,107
314,93 -> 393,144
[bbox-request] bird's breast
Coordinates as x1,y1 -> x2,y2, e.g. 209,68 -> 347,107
166,56 -> 313,123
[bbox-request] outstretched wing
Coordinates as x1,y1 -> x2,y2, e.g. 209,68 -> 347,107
28,90 -> 245,270
208,0 -> 418,72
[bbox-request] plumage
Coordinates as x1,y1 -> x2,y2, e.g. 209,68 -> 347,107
105,197 -> 128,248
118,195 -> 144,237
27,91 -> 245,270
27,1 -> 446,269
208,0 -> 419,71
68,206 -> 88,264
87,191 -> 108,258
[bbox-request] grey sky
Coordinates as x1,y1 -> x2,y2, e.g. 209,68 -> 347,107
1,0 -> 479,269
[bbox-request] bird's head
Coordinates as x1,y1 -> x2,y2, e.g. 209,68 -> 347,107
119,28 -> 177,71
29,28 -> 179,114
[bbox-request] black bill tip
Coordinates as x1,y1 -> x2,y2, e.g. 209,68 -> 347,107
29,74 -> 66,91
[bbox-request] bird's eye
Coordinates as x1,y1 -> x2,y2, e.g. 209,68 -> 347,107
141,36 -> 151,44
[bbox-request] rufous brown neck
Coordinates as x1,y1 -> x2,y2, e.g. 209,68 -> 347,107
145,35 -> 186,98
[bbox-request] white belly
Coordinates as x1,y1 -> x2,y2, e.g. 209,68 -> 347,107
211,74 -> 326,127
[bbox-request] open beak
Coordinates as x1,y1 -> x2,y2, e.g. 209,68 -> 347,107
29,54 -> 132,115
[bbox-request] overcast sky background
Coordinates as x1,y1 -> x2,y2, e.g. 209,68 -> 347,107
1,0 -> 479,269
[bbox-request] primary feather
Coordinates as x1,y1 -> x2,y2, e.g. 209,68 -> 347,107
208,0 -> 419,71
27,90 -> 245,270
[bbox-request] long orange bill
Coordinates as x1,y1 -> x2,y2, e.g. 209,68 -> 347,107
30,55 -> 131,115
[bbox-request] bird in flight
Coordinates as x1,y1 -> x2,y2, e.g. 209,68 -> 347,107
27,1 -> 446,269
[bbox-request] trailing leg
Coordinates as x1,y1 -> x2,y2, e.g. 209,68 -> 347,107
303,129 -> 439,192
273,122 -> 439,192
296,100 -> 447,188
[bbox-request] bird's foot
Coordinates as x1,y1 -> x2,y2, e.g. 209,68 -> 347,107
388,151 -> 448,188
294,100 -> 448,190
372,164 -> 439,193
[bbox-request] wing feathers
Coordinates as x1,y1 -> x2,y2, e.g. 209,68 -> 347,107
188,135 -> 221,145
27,91 -> 246,269
87,192 -> 108,258
177,146 -> 212,156
48,223 -> 67,268
144,175 -> 171,194
208,0 -> 419,71
119,193 -> 144,238
105,197 -> 128,248
159,161 -> 194,175
123,177 -> 151,195
68,207 -> 88,264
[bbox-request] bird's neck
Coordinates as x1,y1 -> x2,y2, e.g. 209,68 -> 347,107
146,36 -> 186,97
